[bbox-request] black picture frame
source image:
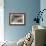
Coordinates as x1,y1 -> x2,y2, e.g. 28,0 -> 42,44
9,13 -> 26,26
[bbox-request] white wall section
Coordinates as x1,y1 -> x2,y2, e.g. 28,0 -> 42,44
0,0 -> 4,42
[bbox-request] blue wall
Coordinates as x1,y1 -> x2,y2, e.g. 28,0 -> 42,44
40,0 -> 46,27
4,0 -> 40,42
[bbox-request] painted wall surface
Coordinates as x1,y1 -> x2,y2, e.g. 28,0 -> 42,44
4,0 -> 40,42
40,0 -> 46,27
0,0 -> 4,42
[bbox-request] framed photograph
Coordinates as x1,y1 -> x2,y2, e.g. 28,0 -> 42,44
9,13 -> 26,25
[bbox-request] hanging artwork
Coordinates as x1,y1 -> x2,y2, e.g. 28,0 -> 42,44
9,13 -> 26,26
